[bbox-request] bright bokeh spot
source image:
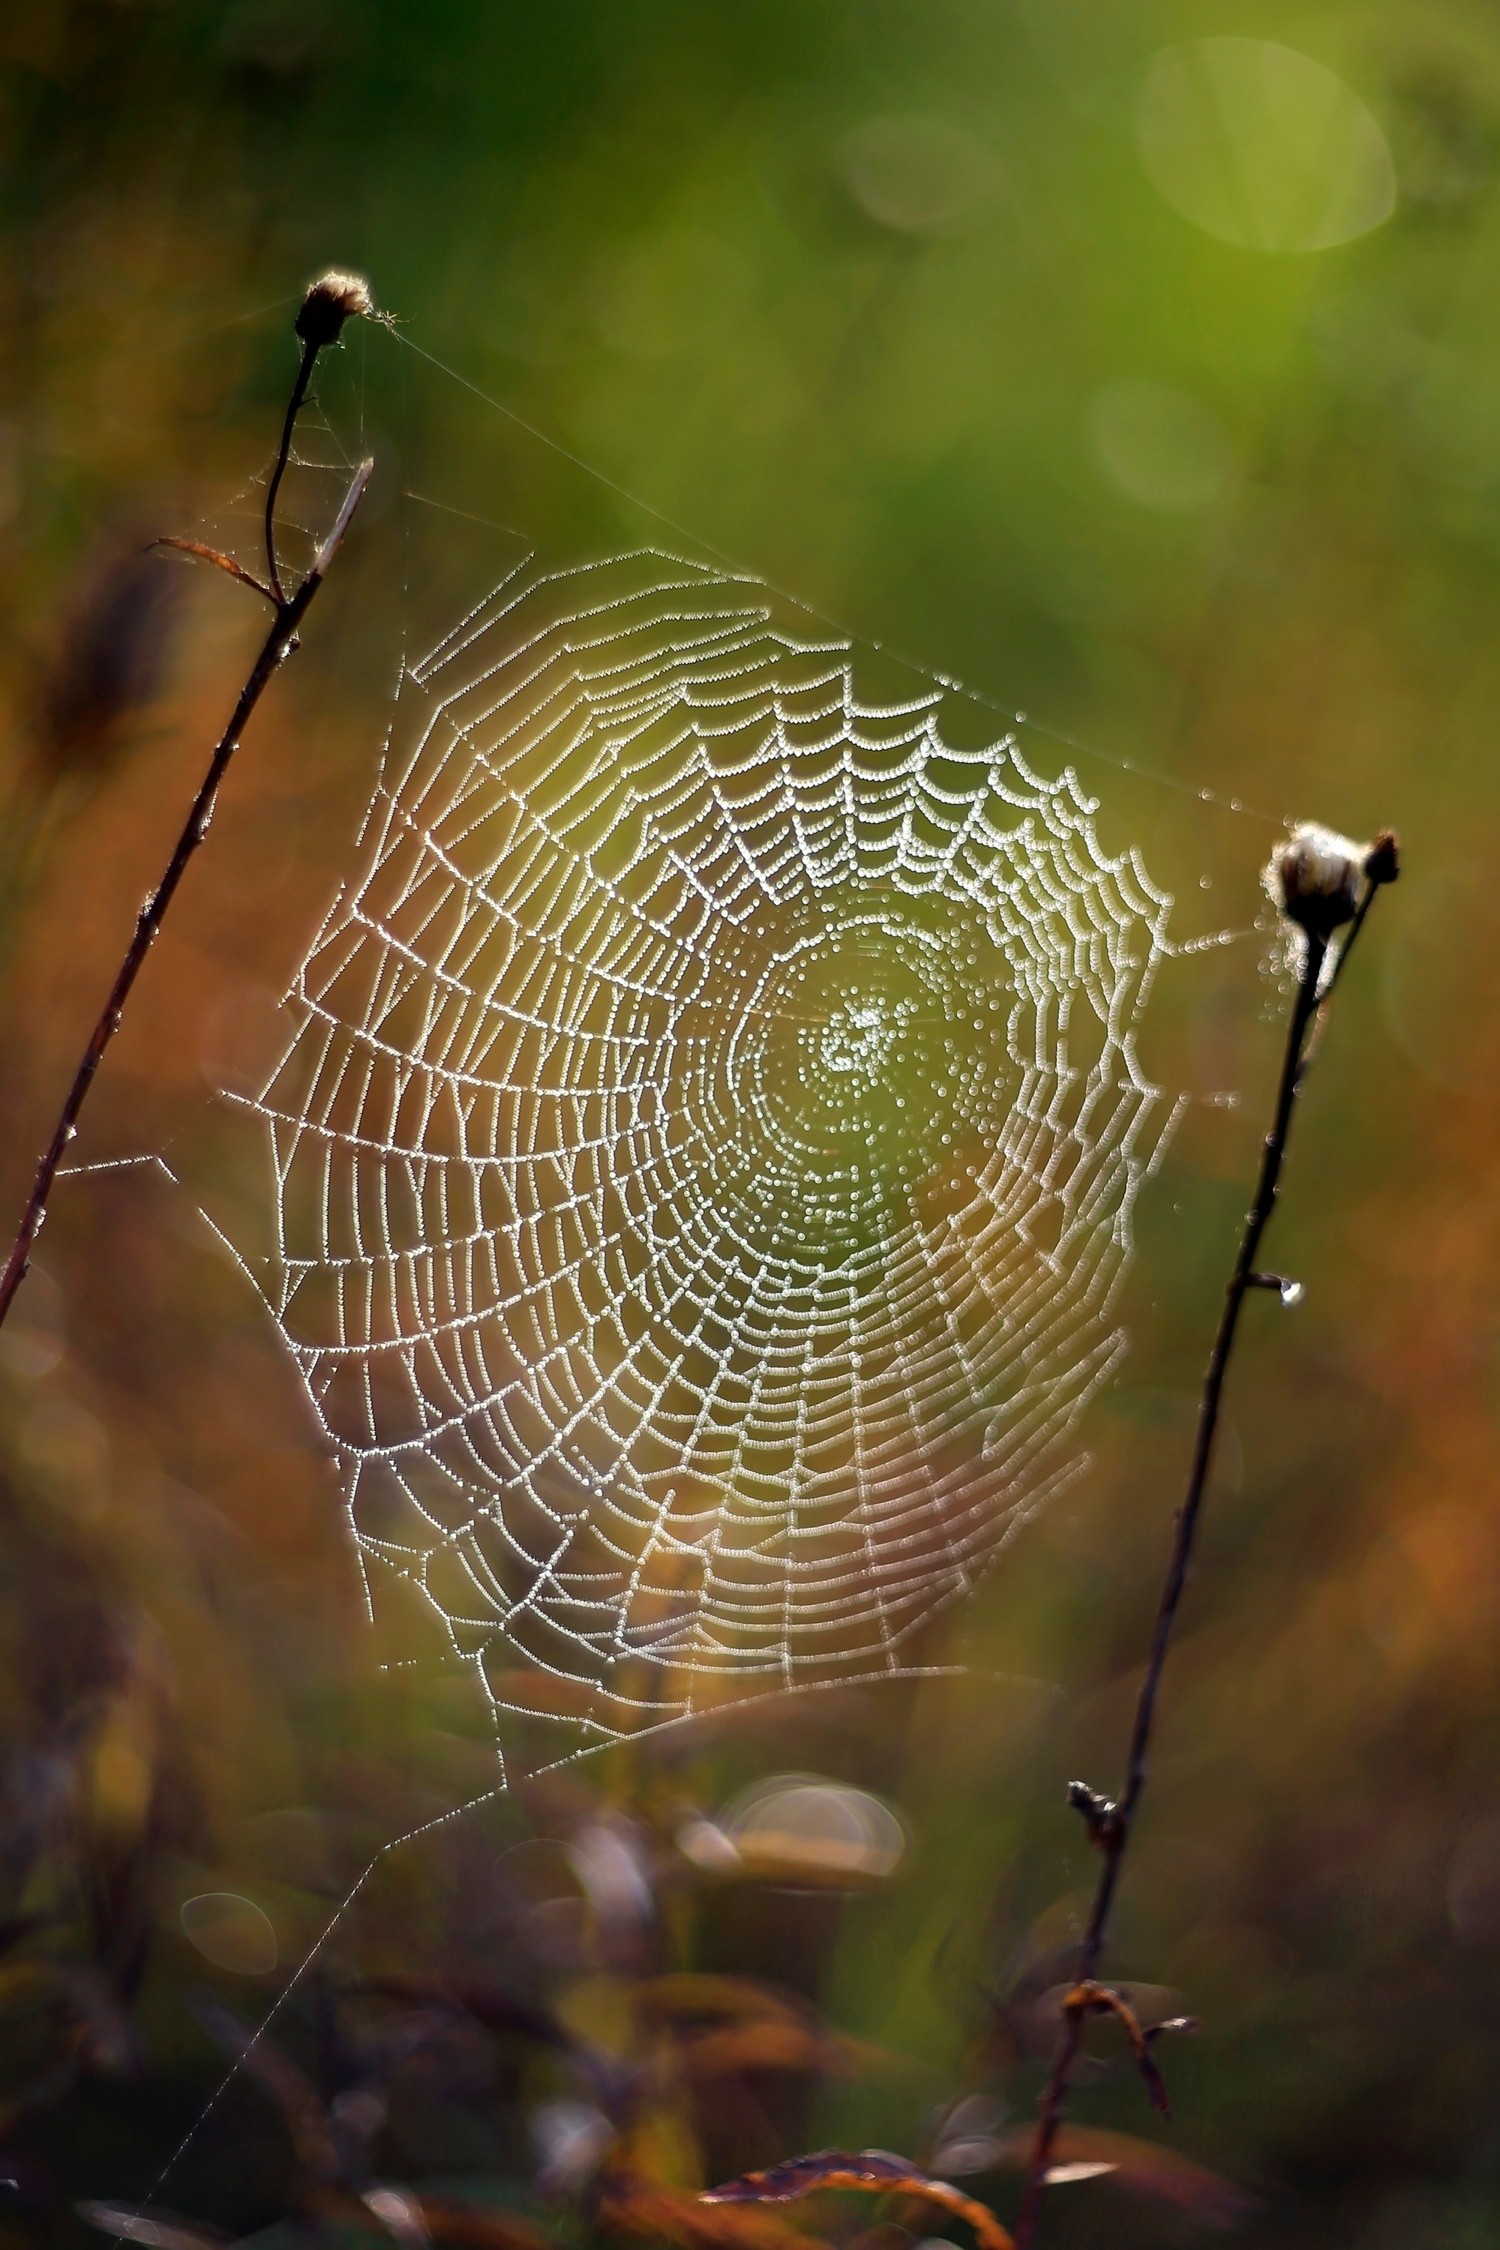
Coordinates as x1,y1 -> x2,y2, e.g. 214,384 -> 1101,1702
839,114 -> 995,234
1137,39 -> 1396,252
1086,379 -> 1235,512
722,1775 -> 906,1885
180,1891 -> 278,1976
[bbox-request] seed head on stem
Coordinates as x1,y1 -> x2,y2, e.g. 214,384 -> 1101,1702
294,269 -> 378,348
1012,813 -> 1397,2248
1264,822 -> 1365,938
1264,821 -> 1400,996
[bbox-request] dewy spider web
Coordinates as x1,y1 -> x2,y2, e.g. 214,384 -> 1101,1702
236,537 -> 1179,1743
104,317 -> 1277,2201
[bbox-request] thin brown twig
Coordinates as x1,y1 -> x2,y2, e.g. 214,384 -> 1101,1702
0,298 -> 374,1335
1013,840 -> 1394,2247
1051,1981 -> 1191,2116
149,536 -> 276,606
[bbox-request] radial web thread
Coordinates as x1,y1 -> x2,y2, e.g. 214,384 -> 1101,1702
236,548 -> 1177,1741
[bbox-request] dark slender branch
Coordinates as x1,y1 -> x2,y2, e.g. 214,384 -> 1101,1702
263,337 -> 317,607
0,368 -> 372,1334
1013,864 -> 1390,2246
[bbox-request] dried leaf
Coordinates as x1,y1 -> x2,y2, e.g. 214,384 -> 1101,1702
984,2126 -> 1256,2227
363,2188 -> 433,2250
604,2172 -> 828,2250
702,2150 -> 1014,2250
1059,1982 -> 1174,2114
79,2201 -> 227,2250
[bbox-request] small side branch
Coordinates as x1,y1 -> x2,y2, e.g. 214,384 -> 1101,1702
149,537 -> 277,607
0,276 -> 378,1334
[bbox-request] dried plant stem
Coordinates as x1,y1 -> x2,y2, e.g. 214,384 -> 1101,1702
1013,915 -> 1366,2247
263,338 -> 317,607
0,361 -> 372,1334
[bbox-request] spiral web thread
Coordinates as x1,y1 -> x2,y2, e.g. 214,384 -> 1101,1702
234,545 -> 1178,1746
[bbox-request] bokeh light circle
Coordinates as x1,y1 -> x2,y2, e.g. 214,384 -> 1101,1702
1138,39 -> 1396,253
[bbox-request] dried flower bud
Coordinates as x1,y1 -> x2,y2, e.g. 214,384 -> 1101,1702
295,269 -> 375,349
1364,829 -> 1400,886
1264,822 -> 1365,939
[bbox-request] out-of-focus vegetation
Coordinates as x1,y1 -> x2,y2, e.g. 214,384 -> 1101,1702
3,2 -> 1500,2246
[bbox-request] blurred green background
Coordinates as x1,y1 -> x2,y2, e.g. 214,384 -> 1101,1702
3,3 -> 1500,2247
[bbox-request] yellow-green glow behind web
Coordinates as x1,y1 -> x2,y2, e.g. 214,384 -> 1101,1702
238,549 -> 1177,1739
